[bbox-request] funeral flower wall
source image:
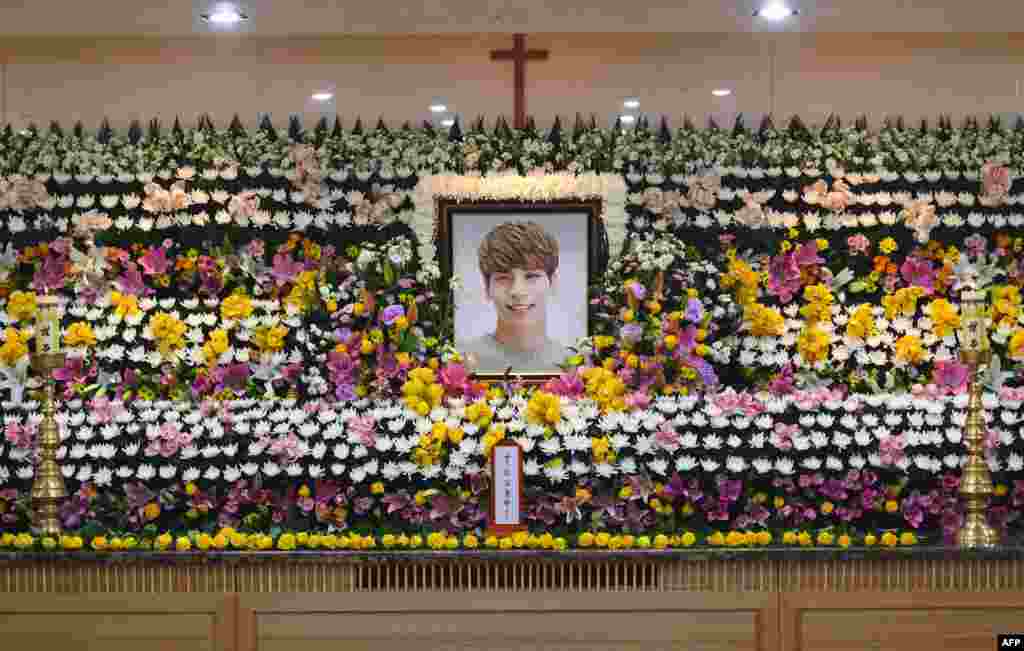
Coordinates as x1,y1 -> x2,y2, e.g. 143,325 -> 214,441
2,115 -> 1024,547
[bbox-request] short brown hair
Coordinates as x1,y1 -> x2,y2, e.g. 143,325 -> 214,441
478,221 -> 559,285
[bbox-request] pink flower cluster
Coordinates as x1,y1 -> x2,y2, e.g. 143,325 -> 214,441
144,422 -> 194,458
710,389 -> 765,416
3,422 -> 37,450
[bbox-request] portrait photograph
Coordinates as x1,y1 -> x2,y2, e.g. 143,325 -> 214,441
437,201 -> 605,377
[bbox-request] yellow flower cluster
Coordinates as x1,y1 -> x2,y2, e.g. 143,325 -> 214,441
254,324 -> 288,352
481,424 -> 506,456
402,367 -> 444,416
5,291 -> 37,322
924,298 -> 960,338
577,531 -> 696,549
800,284 -> 834,324
412,421 -> 464,467
1010,329 -> 1024,360
149,312 -> 187,352
526,391 -> 562,427
992,285 -> 1021,328
0,527 -> 924,553
591,435 -> 615,464
720,255 -> 760,307
581,367 -> 627,412
464,401 -> 493,428
797,324 -> 830,364
705,530 -> 775,547
64,321 -> 96,348
202,329 -> 230,365
0,327 -> 29,366
220,293 -> 254,322
285,270 -> 319,313
845,304 -> 876,340
894,334 -> 925,364
882,286 -> 924,320
879,237 -> 898,254
745,302 -> 785,337
109,291 -> 141,319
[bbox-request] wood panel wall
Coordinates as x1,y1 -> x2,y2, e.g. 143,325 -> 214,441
2,558 -> 1024,650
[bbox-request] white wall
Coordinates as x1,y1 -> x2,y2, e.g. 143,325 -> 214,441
1,33 -> 1022,132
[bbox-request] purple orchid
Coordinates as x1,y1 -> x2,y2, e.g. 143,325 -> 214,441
140,246 -> 170,276
684,297 -> 704,323
900,256 -> 936,294
271,252 -> 304,287
380,304 -> 405,326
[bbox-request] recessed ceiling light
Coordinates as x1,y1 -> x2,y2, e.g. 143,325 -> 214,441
623,98 -> 640,109
753,3 -> 798,20
429,104 -> 448,113
201,4 -> 248,25
440,118 -> 455,127
712,89 -> 732,97
619,115 -> 636,124
311,92 -> 334,102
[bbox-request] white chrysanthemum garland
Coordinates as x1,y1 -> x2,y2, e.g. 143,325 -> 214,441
409,172 -> 629,269
1,391 -> 1023,489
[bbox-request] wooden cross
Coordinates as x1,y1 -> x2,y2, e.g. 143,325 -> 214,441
489,34 -> 549,130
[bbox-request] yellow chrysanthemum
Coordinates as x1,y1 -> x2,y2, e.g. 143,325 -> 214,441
526,391 -> 562,427
581,366 -> 627,412
254,324 -> 288,352
109,291 -> 140,319
0,327 -> 29,366
202,328 -> 230,365
5,291 -> 37,322
745,303 -> 785,337
220,293 -> 254,322
882,286 -> 924,320
1009,330 -> 1024,359
845,304 -> 876,340
64,321 -> 96,348
925,298 -> 960,338
992,285 -> 1022,328
481,425 -> 506,456
149,312 -> 187,352
797,324 -> 831,364
894,334 -> 926,365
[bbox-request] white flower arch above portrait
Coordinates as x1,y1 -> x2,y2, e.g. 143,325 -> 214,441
408,171 -> 628,271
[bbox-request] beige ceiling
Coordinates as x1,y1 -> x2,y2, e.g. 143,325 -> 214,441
0,0 -> 1019,35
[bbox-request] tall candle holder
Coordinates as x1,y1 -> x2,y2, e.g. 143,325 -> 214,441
31,294 -> 67,538
955,290 -> 999,548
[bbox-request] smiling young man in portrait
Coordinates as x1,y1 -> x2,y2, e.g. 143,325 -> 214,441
457,220 -> 568,373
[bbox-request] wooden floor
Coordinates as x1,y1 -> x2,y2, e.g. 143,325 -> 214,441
2,556 -> 1023,650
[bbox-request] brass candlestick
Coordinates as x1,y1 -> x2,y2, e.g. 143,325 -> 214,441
955,292 -> 999,548
30,351 -> 67,538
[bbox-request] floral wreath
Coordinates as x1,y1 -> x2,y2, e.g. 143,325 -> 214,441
409,171 -> 628,270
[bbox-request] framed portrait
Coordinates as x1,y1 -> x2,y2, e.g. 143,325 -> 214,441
436,199 -> 608,380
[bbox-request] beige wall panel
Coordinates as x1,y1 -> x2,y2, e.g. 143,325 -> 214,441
240,591 -> 778,651
0,594 -> 235,651
2,33 -> 1022,132
782,591 -> 1024,651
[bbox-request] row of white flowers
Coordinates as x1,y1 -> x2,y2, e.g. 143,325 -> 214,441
1,393 -> 1022,487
